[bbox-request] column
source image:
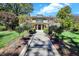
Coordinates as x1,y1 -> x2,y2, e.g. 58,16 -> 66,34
37,24 -> 38,30
34,25 -> 35,29
46,24 -> 48,28
41,25 -> 42,30
43,25 -> 44,29
44,24 -> 46,28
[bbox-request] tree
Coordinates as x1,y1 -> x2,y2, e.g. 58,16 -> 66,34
0,3 -> 13,12
19,3 -> 33,15
0,11 -> 18,30
0,3 -> 33,30
0,3 -> 33,16
56,6 -> 72,19
59,19 -> 74,30
56,6 -> 74,30
18,14 -> 32,31
18,14 -> 27,24
73,23 -> 79,31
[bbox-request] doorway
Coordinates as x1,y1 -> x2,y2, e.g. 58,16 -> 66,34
38,24 -> 41,30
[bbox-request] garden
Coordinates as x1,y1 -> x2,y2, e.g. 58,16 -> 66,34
47,6 -> 79,56
0,3 -> 33,56
0,3 -> 79,56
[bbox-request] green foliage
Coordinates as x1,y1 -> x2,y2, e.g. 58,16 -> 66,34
18,15 -> 31,31
0,3 -> 33,31
0,3 -> 33,16
18,14 -> 27,24
59,19 -> 74,30
0,11 -> 18,30
44,28 -> 48,34
59,31 -> 79,45
48,25 -> 63,34
56,6 -> 74,31
23,24 -> 31,30
32,28 -> 36,32
0,25 -> 6,31
0,31 -> 19,48
19,3 -> 33,15
29,28 -> 36,34
73,23 -> 79,31
15,26 -> 23,34
56,6 -> 72,19
15,24 -> 31,34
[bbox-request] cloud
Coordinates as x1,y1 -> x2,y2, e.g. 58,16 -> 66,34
37,3 -> 70,15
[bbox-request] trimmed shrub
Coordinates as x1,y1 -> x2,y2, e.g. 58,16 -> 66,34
29,28 -> 36,34
44,28 -> 48,34
23,24 -> 31,30
15,26 -> 23,34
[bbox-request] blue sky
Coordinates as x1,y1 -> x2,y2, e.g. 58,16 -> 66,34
30,3 -> 79,16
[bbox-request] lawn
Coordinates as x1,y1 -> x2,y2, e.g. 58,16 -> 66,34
0,31 -> 27,48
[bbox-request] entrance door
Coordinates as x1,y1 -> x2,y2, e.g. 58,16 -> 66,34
38,24 -> 41,30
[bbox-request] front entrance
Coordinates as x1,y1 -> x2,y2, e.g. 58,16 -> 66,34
33,24 -> 47,30
38,24 -> 41,30
34,24 -> 44,30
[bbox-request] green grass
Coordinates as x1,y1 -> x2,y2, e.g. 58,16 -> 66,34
19,30 -> 28,37
0,31 -> 19,48
0,31 -> 27,48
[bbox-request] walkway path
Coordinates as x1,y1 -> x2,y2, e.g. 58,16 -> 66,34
25,30 -> 60,56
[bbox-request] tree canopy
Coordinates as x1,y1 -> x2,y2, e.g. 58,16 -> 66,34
56,6 -> 74,30
0,3 -> 33,30
0,11 -> 18,30
0,3 -> 33,16
56,6 -> 72,19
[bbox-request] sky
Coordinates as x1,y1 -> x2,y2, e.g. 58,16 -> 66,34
30,3 -> 79,16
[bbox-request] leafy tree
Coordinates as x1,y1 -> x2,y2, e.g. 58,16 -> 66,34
0,3 -> 33,16
56,6 -> 72,19
73,23 -> 79,31
0,3 -> 13,12
58,19 -> 74,30
0,11 -> 18,30
0,3 -> 33,30
19,3 -> 33,15
18,14 -> 27,24
56,6 -> 74,30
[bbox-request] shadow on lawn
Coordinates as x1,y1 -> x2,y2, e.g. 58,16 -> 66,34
0,33 -> 13,38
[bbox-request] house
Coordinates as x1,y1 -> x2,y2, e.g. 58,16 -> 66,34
30,14 -> 59,30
